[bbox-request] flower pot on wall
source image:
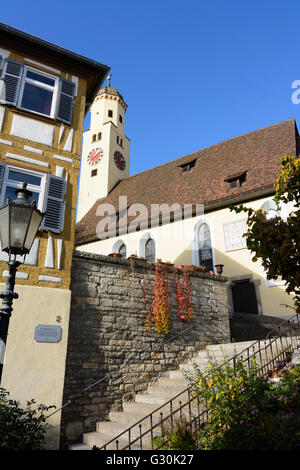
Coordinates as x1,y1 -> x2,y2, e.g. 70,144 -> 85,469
215,264 -> 224,276
127,256 -> 147,263
108,253 -> 122,258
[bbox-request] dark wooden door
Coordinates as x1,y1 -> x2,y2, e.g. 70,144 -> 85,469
232,280 -> 258,314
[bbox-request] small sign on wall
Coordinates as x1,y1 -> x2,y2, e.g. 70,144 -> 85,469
34,325 -> 62,343
223,219 -> 247,251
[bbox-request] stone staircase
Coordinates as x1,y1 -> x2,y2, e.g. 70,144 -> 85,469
69,338 -> 289,450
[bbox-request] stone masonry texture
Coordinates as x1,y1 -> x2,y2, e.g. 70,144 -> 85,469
60,251 -> 230,446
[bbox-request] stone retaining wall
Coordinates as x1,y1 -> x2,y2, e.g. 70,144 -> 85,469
60,251 -> 230,446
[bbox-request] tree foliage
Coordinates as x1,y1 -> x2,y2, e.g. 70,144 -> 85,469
230,155 -> 300,312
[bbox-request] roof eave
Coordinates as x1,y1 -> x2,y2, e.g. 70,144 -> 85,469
0,22 -> 110,110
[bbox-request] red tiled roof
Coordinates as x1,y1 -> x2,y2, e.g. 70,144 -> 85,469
75,118 -> 298,245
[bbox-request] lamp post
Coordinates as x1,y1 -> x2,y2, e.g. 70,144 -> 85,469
0,182 -> 44,383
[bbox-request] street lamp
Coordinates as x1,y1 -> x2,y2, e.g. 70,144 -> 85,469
0,182 -> 44,383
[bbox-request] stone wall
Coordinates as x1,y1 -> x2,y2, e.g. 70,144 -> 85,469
60,251 -> 230,446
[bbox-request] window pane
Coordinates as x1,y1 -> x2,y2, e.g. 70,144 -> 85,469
21,82 -> 53,115
145,239 -> 155,263
4,186 -> 39,205
26,70 -> 55,87
199,224 -> 213,271
8,170 -> 42,187
119,244 -> 126,258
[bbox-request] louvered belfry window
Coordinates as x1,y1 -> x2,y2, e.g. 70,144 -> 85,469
145,238 -> 156,263
0,58 -> 75,125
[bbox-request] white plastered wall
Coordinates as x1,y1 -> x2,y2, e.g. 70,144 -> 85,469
0,285 -> 71,450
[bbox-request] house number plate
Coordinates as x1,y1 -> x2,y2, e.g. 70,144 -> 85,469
34,325 -> 62,343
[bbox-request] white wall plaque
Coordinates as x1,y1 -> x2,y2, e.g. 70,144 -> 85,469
34,325 -> 62,343
223,219 -> 247,251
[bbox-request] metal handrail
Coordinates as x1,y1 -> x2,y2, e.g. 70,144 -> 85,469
266,312 -> 300,338
97,314 -> 300,450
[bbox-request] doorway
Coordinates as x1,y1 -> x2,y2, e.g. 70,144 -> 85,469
231,279 -> 259,314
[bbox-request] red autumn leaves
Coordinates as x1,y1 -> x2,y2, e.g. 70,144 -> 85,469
143,263 -> 193,334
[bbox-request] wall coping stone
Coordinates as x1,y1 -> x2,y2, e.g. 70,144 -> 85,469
73,250 -> 228,283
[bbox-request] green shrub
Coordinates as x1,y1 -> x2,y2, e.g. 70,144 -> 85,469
153,415 -> 197,450
0,387 -> 54,450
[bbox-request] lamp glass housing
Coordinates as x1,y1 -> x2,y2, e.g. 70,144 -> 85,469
0,184 -> 44,256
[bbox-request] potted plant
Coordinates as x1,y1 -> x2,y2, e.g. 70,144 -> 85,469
156,259 -> 174,268
108,252 -> 122,258
187,265 -> 206,273
127,253 -> 147,263
215,264 -> 224,276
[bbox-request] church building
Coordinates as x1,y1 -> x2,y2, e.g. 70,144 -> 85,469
75,82 -> 297,321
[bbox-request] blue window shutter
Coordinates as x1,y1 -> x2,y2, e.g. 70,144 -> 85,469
41,174 -> 66,233
55,78 -> 75,125
0,58 -> 24,106
0,162 -> 6,196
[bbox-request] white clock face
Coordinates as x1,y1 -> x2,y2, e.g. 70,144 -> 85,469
87,148 -> 103,165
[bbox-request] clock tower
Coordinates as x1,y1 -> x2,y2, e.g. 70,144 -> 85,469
77,77 -> 130,222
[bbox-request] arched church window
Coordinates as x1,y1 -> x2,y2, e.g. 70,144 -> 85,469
198,223 -> 213,272
98,132 -> 102,141
119,243 -> 127,258
145,238 -> 156,263
92,134 -> 96,142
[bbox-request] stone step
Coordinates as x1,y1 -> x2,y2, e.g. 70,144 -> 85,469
122,402 -> 199,425
168,369 -> 186,380
68,443 -> 92,450
147,383 -> 186,395
109,410 -> 155,427
96,420 -> 161,447
83,430 -> 151,450
134,388 -> 190,406
154,376 -> 187,388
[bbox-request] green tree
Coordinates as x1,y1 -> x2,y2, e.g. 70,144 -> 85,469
230,155 -> 300,312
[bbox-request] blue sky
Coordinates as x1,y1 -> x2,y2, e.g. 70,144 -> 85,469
2,0 -> 300,176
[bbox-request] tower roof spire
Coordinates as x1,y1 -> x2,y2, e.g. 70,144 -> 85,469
107,73 -> 111,87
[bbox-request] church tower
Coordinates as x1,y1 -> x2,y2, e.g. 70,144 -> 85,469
77,76 -> 129,222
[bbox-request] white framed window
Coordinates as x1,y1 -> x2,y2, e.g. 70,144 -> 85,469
17,66 -> 59,118
112,239 -> 127,258
0,162 -> 66,234
192,218 -> 216,272
0,59 -> 75,125
198,223 -> 214,271
0,164 -> 46,211
145,238 -> 155,263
